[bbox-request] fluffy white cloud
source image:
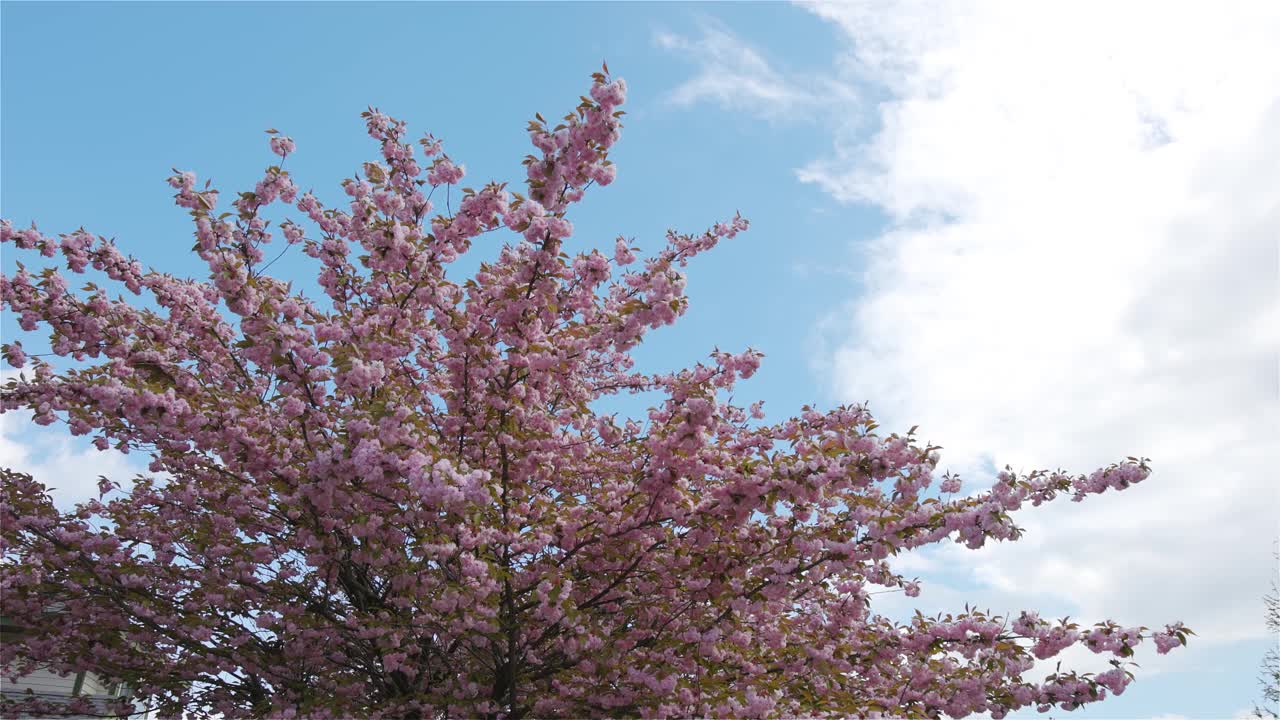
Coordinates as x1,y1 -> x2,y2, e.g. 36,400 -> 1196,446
798,0 -> 1280,651
0,371 -> 147,510
0,411 -> 147,511
660,0 -> 1280,703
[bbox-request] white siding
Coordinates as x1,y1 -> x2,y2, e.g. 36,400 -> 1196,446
0,665 -> 79,696
78,672 -> 121,696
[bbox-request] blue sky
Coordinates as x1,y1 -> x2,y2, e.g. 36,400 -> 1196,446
3,3 -> 1277,718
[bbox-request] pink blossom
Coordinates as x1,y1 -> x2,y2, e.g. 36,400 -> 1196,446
427,157 -> 465,186
269,135 -> 296,158
3,340 -> 26,368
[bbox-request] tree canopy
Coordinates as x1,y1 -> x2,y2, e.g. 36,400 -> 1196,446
1,69 -> 1188,719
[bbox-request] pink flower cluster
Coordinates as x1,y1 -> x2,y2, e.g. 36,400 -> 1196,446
426,157 -> 465,186
269,135 -> 296,158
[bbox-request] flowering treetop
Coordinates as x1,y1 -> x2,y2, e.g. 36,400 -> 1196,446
0,68 -> 1188,719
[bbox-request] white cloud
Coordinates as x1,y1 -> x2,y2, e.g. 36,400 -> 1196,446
793,0 -> 1280,658
0,411 -> 148,511
656,4 -> 1280,683
1,370 -> 148,510
655,20 -> 852,120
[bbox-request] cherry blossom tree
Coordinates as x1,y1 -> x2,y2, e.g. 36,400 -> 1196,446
1,69 -> 1189,719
